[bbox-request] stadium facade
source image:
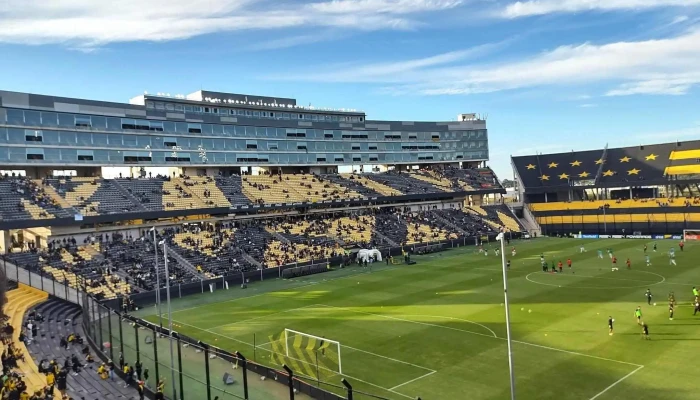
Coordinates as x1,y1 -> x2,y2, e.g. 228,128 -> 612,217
0,89 -> 489,177
511,141 -> 700,236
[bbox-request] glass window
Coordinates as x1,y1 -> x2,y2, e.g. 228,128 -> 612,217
40,112 -> 58,127
149,121 -> 164,132
26,147 -> 44,160
235,126 -> 246,136
75,116 -> 92,128
162,121 -> 175,133
137,135 -> 152,148
201,124 -> 212,136
106,117 -> 121,131
174,104 -> 183,112
6,109 -> 24,125
121,119 -> 136,130
175,122 -> 188,134
76,132 -> 92,146
256,127 -> 266,136
155,102 -> 165,110
42,130 -> 59,145
59,131 -> 77,144
92,133 -> 108,146
223,125 -> 235,137
25,130 -> 42,142
57,113 -> 74,128
184,105 -> 193,112
122,135 -> 138,147
24,111 -> 41,126
146,102 -> 155,109
187,123 -> 201,134
107,133 -> 122,146
77,149 -> 94,161
90,116 -> 106,131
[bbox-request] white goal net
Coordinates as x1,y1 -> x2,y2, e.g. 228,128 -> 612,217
683,230 -> 700,241
268,329 -> 342,377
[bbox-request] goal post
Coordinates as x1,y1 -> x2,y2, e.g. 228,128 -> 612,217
285,329 -> 342,375
682,230 -> 700,241
267,329 -> 342,377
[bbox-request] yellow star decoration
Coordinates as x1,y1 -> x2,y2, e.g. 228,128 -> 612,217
602,170 -> 615,177
570,160 -> 582,167
548,162 -> 558,168
526,164 -> 536,170
558,173 -> 570,180
627,168 -> 641,175
578,171 -> 590,178
539,175 -> 550,180
619,156 -> 631,163
595,158 -> 604,165
645,154 -> 658,161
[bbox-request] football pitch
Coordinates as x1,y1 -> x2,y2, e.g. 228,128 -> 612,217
139,238 -> 700,400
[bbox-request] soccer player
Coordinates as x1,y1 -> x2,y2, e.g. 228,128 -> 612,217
669,247 -> 677,266
626,258 -> 632,270
557,261 -> 563,273
484,248 -> 488,257
611,255 -> 618,271
607,248 -> 613,259
642,323 -> 650,340
692,287 -> 698,298
679,241 -> 684,252
580,244 -> 585,253
511,247 -> 516,257
669,301 -> 675,320
495,248 -> 500,257
694,297 -> 700,316
608,316 -> 614,336
645,254 -> 651,267
542,260 -> 548,272
635,306 -> 643,325
643,244 -> 647,253
540,253 -> 545,263
506,260 -> 511,270
645,289 -> 653,305
567,258 -> 572,270
653,243 -> 657,252
669,291 -> 676,305
597,249 -> 604,259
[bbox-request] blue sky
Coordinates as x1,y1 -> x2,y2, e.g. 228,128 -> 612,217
1,0 -> 699,179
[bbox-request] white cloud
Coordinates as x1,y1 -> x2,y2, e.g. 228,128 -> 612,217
282,28 -> 700,96
671,15 -> 690,24
502,0 -> 700,18
578,103 -> 598,107
0,0 -> 462,46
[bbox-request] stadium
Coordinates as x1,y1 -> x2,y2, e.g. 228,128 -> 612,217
1,88 -> 699,400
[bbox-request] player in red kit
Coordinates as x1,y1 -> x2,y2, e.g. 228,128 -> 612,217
557,261 -> 563,273
626,258 -> 631,270
679,241 -> 684,251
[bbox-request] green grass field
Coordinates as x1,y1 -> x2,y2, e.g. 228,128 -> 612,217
137,238 -> 700,400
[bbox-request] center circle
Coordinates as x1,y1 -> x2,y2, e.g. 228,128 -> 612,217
525,270 -> 666,290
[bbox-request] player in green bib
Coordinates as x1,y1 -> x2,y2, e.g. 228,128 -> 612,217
635,306 -> 643,325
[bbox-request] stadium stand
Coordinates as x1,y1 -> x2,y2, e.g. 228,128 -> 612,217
0,169 -> 505,224
1,284 -> 58,398
23,297 -> 139,399
512,139 -> 700,235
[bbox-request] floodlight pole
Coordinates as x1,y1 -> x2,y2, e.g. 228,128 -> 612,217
498,231 -> 516,400
163,242 -> 178,399
153,228 -> 163,328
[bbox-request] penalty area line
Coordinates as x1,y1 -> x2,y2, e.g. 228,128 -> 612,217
389,370 -> 437,391
588,365 -> 644,400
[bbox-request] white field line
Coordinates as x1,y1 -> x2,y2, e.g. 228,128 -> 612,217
317,304 -> 498,339
171,304 -> 429,400
206,304 -> 319,330
317,304 -> 643,368
170,265 -> 401,316
343,344 -> 435,372
588,365 -> 644,400
389,370 -> 437,391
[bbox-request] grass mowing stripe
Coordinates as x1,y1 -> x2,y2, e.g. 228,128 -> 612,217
316,304 -> 643,367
